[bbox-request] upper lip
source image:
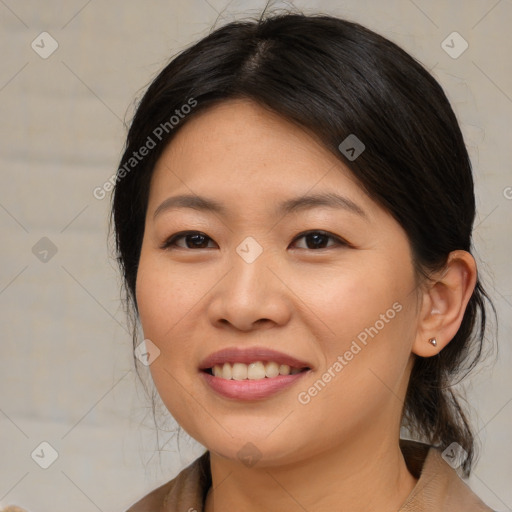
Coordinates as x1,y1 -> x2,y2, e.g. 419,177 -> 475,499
199,347 -> 313,370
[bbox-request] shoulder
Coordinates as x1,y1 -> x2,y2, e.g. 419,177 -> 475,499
399,439 -> 495,512
124,451 -> 211,512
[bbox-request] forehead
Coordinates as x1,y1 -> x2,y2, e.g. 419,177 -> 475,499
147,98 -> 376,219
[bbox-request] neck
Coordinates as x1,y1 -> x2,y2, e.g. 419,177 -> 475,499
204,434 -> 418,512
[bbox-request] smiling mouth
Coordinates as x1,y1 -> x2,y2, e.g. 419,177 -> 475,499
203,361 -> 310,380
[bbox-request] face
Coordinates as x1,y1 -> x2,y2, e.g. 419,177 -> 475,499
135,98 -> 422,467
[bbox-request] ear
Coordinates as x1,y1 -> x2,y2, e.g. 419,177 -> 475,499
412,250 -> 477,357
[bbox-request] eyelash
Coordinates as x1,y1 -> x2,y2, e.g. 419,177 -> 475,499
160,230 -> 350,251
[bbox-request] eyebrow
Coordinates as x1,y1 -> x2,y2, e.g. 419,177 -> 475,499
153,192 -> 368,220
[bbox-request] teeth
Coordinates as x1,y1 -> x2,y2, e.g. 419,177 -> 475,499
232,362 -> 248,380
210,361 -> 305,380
247,361 -> 266,380
265,361 -> 280,378
279,364 -> 290,376
222,362 -> 232,379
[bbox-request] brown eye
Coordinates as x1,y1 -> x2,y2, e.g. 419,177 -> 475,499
161,230 -> 348,251
291,230 -> 346,250
162,231 -> 216,249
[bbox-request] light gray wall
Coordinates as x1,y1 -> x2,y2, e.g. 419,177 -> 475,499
0,1 -> 510,511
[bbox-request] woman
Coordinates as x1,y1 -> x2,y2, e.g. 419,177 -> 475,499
112,10 -> 497,512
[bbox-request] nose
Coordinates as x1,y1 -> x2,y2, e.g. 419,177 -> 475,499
207,247 -> 292,332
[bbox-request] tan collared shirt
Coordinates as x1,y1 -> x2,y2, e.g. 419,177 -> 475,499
125,440 -> 495,511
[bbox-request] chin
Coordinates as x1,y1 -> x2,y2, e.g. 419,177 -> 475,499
201,433 -> 309,469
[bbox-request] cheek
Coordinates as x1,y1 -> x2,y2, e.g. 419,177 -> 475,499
134,248 -> 216,382
291,259 -> 413,341
134,251 -> 203,428
135,248 -> 196,340
296,256 -> 418,396
135,257 -> 171,340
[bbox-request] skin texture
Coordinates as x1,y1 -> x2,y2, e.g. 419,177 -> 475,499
135,98 -> 477,512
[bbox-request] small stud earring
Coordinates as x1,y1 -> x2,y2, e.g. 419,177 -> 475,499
428,337 -> 437,347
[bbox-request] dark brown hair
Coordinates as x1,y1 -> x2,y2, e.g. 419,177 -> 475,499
111,10 -> 496,476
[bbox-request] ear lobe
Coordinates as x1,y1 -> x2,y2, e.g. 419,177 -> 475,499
412,250 -> 477,357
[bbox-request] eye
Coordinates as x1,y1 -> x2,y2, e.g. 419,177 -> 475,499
161,229 -> 349,251
290,230 -> 348,250
161,231 -> 217,250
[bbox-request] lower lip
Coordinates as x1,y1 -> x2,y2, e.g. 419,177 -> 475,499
200,370 -> 310,401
